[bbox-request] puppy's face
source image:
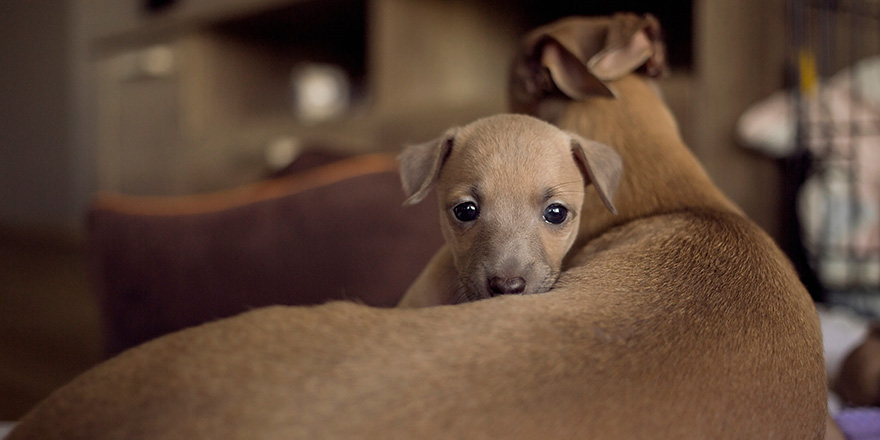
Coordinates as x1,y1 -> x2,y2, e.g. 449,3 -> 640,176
436,118 -> 585,302
400,115 -> 621,303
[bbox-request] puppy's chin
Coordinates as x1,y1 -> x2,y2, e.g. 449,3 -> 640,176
453,275 -> 559,304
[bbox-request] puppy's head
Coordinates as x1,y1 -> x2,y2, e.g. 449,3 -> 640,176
399,114 -> 621,303
509,12 -> 667,116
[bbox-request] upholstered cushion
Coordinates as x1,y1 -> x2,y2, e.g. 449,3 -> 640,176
88,154 -> 443,356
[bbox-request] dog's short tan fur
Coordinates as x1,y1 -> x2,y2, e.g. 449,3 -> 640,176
508,12 -> 827,436
10,13 -> 827,440
396,114 -> 621,307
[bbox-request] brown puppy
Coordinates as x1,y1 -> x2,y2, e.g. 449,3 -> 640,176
9,14 -> 827,440
396,114 -> 621,307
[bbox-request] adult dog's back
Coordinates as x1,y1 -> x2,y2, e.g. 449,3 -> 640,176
510,13 -> 827,437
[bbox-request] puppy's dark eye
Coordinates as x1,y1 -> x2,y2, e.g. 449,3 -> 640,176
543,204 -> 568,224
452,201 -> 479,222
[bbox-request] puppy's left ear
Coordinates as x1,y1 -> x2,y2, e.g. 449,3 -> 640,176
568,132 -> 623,214
398,129 -> 456,205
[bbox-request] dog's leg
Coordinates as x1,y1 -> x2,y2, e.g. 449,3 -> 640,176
397,246 -> 458,307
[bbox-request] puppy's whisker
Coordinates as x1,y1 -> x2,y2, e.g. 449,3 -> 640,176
548,179 -> 584,188
546,182 -> 585,195
548,191 -> 585,196
452,283 -> 471,305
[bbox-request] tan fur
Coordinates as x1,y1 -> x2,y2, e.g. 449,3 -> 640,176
509,12 -> 827,438
396,114 -> 621,306
9,14 -> 827,440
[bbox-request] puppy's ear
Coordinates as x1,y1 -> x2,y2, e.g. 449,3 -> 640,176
398,130 -> 456,205
567,132 -> 623,214
519,13 -> 667,101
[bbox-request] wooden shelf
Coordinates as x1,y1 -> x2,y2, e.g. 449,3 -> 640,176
87,0 -> 302,55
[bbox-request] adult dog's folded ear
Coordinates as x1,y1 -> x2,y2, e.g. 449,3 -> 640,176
398,129 -> 457,205
512,13 -> 667,103
588,13 -> 666,82
567,132 -> 623,215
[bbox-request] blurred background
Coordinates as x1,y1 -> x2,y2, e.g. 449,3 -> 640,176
1,0 -> 878,424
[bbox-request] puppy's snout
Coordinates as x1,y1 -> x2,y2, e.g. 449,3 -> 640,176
488,276 -> 526,296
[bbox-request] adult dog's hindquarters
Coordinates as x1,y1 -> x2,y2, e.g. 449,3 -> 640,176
510,13 -> 828,438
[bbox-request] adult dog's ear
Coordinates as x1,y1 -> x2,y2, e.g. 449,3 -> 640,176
398,129 -> 456,205
588,13 -> 666,81
540,39 -> 613,99
519,13 -> 667,101
568,132 -> 623,214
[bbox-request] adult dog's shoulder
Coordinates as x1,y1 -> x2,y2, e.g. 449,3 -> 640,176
560,208 -> 811,310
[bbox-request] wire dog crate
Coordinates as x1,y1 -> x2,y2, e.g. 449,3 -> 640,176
786,0 -> 880,315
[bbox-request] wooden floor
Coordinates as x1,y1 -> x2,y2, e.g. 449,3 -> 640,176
0,232 -> 103,421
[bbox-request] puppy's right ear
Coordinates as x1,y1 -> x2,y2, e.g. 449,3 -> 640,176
398,130 -> 456,205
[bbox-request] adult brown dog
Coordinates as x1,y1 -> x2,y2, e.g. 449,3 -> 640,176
509,12 -> 827,437
9,14 -> 826,440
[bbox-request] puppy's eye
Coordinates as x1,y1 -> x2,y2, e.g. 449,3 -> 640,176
452,201 -> 479,222
543,204 -> 568,225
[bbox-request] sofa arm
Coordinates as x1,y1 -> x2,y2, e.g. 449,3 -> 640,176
88,154 -> 443,356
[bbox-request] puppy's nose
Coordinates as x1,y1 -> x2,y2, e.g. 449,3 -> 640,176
488,276 -> 526,296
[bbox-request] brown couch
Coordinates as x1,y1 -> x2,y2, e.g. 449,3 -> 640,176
87,153 -> 443,356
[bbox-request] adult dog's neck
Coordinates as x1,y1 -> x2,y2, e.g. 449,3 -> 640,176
544,75 -> 741,244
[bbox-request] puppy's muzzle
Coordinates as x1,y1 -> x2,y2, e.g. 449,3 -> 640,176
488,276 -> 526,296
